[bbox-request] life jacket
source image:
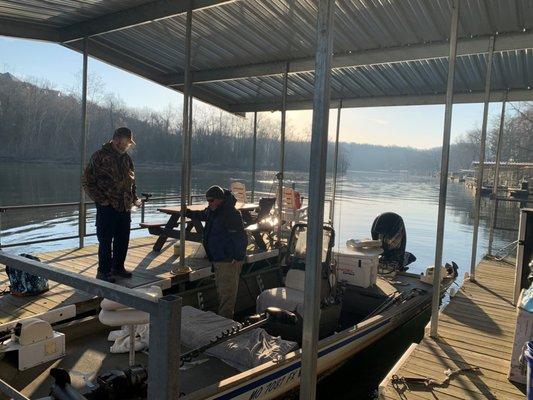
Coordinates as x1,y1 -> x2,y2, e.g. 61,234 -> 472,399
294,191 -> 302,209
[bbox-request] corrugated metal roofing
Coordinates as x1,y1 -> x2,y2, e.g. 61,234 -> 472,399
1,0 -> 532,112
0,0 -> 147,28
191,49 -> 533,111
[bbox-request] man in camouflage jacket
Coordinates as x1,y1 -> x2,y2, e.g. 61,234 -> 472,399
83,127 -> 139,283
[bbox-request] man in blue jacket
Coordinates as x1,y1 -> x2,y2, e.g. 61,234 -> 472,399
187,186 -> 247,319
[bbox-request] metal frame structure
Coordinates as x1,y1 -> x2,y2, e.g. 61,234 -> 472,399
469,35 -> 496,281
2,0 -> 533,398
0,252 -> 182,400
301,1 -> 335,397
178,8 -> 193,271
277,63 -> 289,245
251,111 -> 258,202
488,93 -> 508,255
429,0 -> 460,339
78,38 -> 88,249
330,100 -> 343,224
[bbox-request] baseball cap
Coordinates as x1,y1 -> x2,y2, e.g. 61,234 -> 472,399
113,127 -> 135,145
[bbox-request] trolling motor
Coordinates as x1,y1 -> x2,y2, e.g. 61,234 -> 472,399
180,307 -> 297,366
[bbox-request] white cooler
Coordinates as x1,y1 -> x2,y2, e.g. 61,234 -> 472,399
333,247 -> 381,288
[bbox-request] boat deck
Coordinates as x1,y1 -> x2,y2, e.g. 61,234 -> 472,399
379,257 -> 526,399
0,237 -> 201,324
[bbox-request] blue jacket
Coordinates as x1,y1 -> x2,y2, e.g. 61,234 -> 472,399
186,190 -> 247,262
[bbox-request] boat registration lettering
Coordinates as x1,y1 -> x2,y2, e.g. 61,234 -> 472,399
248,370 -> 299,399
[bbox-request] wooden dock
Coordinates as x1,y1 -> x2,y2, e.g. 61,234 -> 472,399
0,237 -> 200,324
379,257 -> 526,399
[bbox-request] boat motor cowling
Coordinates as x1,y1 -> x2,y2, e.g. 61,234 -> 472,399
371,212 -> 415,271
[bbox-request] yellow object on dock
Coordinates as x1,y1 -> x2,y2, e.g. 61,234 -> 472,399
379,257 -> 526,399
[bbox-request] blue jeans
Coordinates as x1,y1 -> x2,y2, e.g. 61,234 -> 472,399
96,204 -> 131,275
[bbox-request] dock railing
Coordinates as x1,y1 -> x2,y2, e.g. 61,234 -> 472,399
488,196 -> 533,256
0,193 -> 206,249
0,190 -> 313,249
0,251 -> 182,400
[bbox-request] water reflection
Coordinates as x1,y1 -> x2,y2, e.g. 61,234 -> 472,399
0,163 -> 522,400
0,163 -> 520,278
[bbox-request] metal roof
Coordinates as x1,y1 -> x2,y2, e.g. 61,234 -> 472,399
1,0 -> 532,112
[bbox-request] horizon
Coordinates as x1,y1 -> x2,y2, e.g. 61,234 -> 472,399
0,36 -> 518,150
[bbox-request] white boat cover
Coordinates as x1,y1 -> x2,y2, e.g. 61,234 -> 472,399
181,306 -> 297,371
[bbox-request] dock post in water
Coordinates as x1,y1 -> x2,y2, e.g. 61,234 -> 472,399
300,1 -> 335,398
430,0 -> 460,339
178,7 -> 193,271
488,93 -> 508,255
470,35 -> 495,281
78,38 -> 88,249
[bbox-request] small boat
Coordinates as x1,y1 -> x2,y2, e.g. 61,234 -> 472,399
1,214 -> 456,400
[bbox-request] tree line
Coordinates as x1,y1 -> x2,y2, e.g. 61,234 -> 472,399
1,72 -> 530,173
0,72 -> 335,172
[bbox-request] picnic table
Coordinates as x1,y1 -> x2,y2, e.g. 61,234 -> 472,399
142,203 -> 259,252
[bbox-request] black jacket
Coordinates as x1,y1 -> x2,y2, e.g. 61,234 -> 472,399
187,190 -> 247,262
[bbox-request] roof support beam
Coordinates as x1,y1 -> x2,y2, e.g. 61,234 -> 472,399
300,0 -> 335,398
59,0 -> 235,43
470,35 -> 496,281
227,89 -> 532,113
430,0 -> 460,339
165,31 -> 533,85
62,40 -> 237,114
0,19 -> 60,42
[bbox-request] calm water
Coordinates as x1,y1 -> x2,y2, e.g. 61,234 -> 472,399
0,162 -> 520,398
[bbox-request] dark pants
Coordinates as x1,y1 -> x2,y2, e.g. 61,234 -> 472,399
96,204 -> 131,275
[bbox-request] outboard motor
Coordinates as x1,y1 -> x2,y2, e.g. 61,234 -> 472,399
371,212 -> 415,271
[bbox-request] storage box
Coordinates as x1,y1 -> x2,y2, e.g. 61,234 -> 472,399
333,247 -> 381,288
509,289 -> 533,384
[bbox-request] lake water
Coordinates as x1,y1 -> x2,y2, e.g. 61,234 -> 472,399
0,162 -> 520,398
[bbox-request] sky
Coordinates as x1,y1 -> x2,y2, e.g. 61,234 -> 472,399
0,36 -> 508,149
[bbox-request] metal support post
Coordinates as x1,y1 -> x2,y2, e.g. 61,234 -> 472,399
187,95 -> 193,205
300,0 -> 335,398
470,35 -> 495,280
430,0 -> 460,339
277,62 -> 289,245
330,100 -> 342,224
78,38 -> 88,249
178,8 -> 192,270
147,295 -> 181,400
488,94 -> 507,254
251,111 -> 258,202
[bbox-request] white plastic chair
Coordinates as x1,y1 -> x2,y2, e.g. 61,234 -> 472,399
230,181 -> 248,204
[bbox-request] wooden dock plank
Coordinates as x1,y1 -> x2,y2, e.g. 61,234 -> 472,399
379,257 -> 526,399
0,237 -> 197,324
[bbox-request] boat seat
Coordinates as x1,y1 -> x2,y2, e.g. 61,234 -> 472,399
99,286 -> 162,365
256,269 -> 306,315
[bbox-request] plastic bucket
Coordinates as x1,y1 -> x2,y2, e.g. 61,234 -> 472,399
525,341 -> 533,400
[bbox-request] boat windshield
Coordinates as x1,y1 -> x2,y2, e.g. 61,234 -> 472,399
289,224 -> 333,264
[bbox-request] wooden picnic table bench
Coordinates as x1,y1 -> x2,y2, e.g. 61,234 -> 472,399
143,203 -> 259,252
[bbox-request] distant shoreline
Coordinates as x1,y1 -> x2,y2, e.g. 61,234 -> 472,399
0,159 -> 435,174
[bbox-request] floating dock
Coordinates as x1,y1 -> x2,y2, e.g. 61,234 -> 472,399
379,257 -> 526,399
0,237 -> 195,324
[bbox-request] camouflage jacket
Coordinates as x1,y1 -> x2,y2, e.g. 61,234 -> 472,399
82,142 -> 137,212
